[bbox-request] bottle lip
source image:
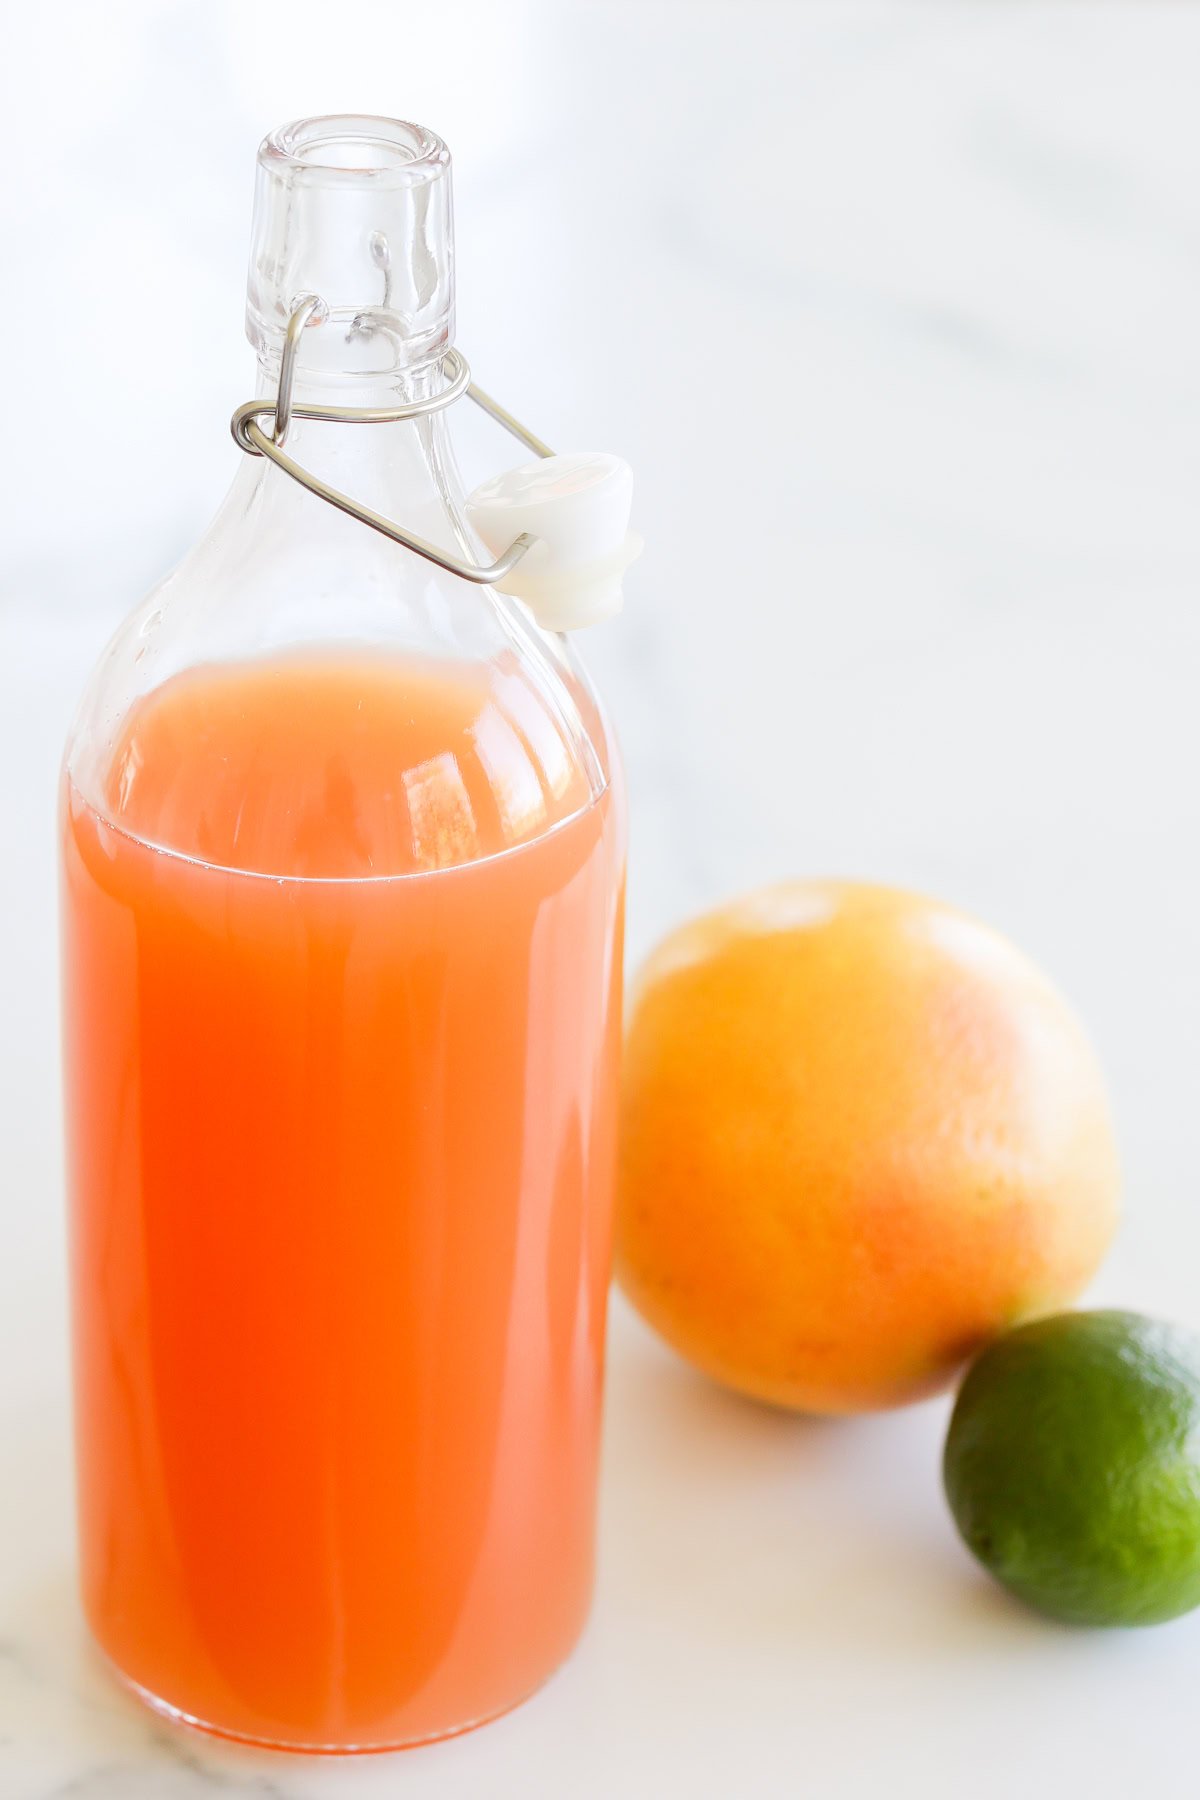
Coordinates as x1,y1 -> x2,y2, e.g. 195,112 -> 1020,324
260,115 -> 451,188
248,114 -> 455,377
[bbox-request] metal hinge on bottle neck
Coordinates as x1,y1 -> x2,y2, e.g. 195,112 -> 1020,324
231,295 -> 551,586
230,296 -> 641,628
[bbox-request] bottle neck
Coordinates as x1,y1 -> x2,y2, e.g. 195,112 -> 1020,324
249,354 -> 473,556
244,116 -> 462,545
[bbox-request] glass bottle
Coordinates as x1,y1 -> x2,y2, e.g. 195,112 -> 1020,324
60,116 -> 627,1753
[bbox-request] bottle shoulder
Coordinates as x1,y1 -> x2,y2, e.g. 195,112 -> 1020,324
64,461 -> 618,880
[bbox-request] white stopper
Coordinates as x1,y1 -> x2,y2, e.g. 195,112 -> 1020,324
466,452 -> 641,631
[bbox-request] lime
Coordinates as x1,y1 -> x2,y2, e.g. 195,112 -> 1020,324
943,1309 -> 1200,1626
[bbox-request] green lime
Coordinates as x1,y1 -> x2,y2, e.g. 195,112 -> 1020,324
943,1309 -> 1200,1627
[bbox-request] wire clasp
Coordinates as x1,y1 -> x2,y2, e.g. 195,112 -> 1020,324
230,294 -> 554,586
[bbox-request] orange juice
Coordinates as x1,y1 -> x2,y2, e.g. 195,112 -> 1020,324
61,650 -> 624,1749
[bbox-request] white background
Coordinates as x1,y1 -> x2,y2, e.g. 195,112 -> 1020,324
3,2 -> 1200,1794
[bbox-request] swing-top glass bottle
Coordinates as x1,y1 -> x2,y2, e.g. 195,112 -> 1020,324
60,115 -> 627,1752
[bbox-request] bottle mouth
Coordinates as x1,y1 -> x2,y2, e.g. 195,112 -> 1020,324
260,115 -> 450,186
248,114 -> 456,379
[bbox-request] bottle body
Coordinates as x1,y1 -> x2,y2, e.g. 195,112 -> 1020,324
62,653 -> 624,1749
60,116 -> 627,1751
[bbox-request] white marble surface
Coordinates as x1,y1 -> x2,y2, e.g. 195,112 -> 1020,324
4,1 -> 1200,1793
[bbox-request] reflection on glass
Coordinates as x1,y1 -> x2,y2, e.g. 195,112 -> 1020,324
471,707 -> 548,845
403,751 -> 479,871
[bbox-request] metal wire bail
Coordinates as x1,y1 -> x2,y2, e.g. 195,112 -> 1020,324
230,296 -> 554,585
272,293 -> 324,446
